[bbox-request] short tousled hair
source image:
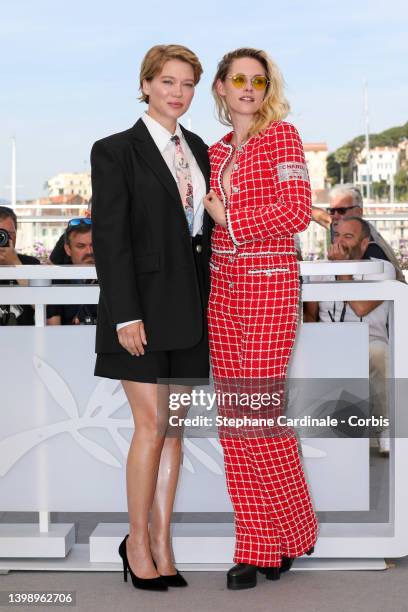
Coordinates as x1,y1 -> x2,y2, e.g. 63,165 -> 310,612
0,206 -> 17,229
212,47 -> 290,137
330,184 -> 363,208
64,224 -> 92,246
139,44 -> 203,104
339,215 -> 371,240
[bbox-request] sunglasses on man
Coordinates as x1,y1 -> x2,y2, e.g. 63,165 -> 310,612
64,217 -> 92,239
327,205 -> 362,216
67,218 -> 92,228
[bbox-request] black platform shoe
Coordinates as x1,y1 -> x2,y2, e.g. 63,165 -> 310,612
227,563 -> 259,590
280,546 -> 315,574
118,536 -> 168,591
260,567 -> 281,581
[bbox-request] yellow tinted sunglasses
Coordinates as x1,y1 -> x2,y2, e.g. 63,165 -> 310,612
228,73 -> 270,91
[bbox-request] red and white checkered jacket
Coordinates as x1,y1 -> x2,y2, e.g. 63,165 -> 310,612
208,120 -> 312,255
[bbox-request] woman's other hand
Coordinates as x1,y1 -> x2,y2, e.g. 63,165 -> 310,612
203,190 -> 227,227
117,321 -> 147,356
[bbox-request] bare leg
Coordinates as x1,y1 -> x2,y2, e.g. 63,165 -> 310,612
121,380 -> 169,579
149,384 -> 192,575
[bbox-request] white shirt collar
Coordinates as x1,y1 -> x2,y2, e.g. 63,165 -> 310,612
141,112 -> 183,153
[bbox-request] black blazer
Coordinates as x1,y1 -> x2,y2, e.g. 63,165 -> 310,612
91,118 -> 212,354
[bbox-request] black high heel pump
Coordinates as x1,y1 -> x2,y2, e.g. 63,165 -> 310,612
118,535 -> 168,591
158,570 -> 188,587
152,559 -> 188,587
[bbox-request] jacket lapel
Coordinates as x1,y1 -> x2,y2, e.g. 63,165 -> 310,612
131,119 -> 212,240
131,119 -> 181,206
180,125 -> 210,192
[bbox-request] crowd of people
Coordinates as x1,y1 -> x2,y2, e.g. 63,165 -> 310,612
0,207 -> 96,326
0,182 -> 402,330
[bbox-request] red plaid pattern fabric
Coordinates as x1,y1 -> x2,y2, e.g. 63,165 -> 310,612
209,120 -> 311,256
208,121 -> 318,567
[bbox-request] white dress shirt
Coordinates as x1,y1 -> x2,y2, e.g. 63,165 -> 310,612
117,112 -> 206,331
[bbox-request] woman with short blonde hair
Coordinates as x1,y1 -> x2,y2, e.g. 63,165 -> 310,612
204,47 -> 318,590
139,44 -> 203,102
92,43 -> 211,592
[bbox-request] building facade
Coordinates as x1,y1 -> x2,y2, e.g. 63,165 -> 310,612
304,143 -> 329,203
356,146 -> 401,188
14,195 -> 88,257
46,172 -> 91,200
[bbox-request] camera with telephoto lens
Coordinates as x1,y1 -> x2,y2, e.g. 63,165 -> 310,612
0,229 -> 10,247
75,305 -> 97,325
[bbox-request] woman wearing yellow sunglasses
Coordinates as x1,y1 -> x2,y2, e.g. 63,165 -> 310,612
203,48 -> 318,590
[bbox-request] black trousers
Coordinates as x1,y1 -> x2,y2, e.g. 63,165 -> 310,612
94,235 -> 209,384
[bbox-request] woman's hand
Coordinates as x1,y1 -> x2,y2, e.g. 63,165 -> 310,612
203,190 -> 227,227
117,321 -> 147,356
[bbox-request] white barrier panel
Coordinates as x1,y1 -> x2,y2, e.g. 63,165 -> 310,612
1,261 -> 408,568
1,324 -> 368,513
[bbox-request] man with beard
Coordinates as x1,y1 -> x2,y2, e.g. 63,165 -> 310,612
312,184 -> 405,283
47,218 -> 97,325
303,217 -> 395,455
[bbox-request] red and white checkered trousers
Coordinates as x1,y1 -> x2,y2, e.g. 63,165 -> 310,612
208,253 -> 318,568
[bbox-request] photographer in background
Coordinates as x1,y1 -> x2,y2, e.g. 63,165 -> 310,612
47,218 -> 97,325
303,217 -> 394,456
0,206 -> 40,326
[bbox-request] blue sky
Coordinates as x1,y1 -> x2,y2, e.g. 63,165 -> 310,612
1,0 -> 407,200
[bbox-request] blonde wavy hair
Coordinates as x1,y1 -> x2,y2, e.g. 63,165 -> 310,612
212,48 -> 290,136
139,44 -> 203,104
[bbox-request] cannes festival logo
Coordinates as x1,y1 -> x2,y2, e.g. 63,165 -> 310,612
0,357 -> 329,478
0,356 -> 226,477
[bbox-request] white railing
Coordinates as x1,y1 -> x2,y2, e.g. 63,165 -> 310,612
0,260 -> 385,281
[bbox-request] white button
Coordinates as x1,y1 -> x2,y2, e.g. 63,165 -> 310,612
232,186 -> 239,193
233,164 -> 239,170
229,282 -> 234,289
237,145 -> 242,151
